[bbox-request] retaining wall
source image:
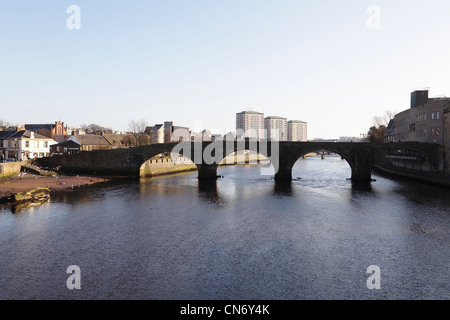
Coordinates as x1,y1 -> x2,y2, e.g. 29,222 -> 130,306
0,160 -> 31,178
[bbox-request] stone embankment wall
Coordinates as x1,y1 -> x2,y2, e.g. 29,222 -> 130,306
140,156 -> 197,177
0,160 -> 31,178
220,151 -> 268,165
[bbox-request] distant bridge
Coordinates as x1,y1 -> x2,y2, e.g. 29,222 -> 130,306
37,141 -> 444,182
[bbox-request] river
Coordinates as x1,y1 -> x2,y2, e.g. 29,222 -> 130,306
0,156 -> 449,299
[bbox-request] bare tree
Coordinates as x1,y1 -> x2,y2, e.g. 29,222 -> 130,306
80,123 -> 112,135
372,110 -> 396,127
367,110 -> 395,143
0,119 -> 12,127
128,119 -> 150,146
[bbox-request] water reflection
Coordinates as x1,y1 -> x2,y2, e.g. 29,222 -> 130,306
198,179 -> 222,206
50,183 -> 111,205
273,181 -> 293,196
351,181 -> 373,192
1,157 -> 449,300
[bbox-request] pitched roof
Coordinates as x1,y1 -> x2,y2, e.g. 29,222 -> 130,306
24,124 -> 53,132
74,134 -> 111,146
102,133 -> 129,145
4,130 -> 54,140
0,130 -> 16,140
53,140 -> 81,148
384,119 -> 395,135
53,135 -> 72,143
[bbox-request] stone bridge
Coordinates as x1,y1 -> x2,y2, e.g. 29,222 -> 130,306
36,141 -> 444,182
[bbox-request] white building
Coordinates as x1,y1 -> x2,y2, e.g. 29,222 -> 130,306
163,121 -> 190,143
147,124 -> 164,144
288,120 -> 307,142
236,110 -> 265,140
264,116 -> 287,141
0,130 -> 56,161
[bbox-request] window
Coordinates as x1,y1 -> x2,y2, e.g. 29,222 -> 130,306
431,112 -> 435,120
437,112 -> 440,120
416,113 -> 427,122
26,141 -> 29,148
416,129 -> 426,138
45,142 -> 48,148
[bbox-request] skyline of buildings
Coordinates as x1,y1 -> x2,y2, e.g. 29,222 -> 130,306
3,87 -> 449,164
236,110 -> 308,142
1,89 -> 449,175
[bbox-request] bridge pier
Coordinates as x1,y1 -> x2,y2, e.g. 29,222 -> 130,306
351,169 -> 373,182
351,147 -> 375,182
274,168 -> 292,182
197,163 -> 219,180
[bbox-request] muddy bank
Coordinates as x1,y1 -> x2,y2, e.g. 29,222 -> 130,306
0,172 -> 114,199
0,172 -> 122,213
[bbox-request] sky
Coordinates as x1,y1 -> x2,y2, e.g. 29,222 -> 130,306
1,0 -> 450,139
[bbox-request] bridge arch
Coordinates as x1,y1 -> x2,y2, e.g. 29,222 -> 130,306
139,152 -> 197,177
272,142 -> 359,182
290,148 -> 353,180
382,146 -> 440,172
293,147 -> 354,170
193,140 -> 277,179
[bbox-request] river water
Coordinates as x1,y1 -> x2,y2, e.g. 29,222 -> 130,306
0,156 -> 449,300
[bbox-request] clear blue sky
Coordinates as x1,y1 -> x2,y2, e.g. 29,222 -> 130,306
1,0 -> 450,139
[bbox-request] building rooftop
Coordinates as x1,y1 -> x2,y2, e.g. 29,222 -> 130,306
237,111 -> 264,115
288,120 -> 307,123
53,140 -> 81,148
6,130 -> 54,140
265,116 -> 287,120
384,119 -> 395,135
0,131 -> 16,140
74,134 -> 111,146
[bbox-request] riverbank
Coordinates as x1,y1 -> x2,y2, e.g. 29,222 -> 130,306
141,163 -> 198,177
374,164 -> 450,188
0,172 -> 113,200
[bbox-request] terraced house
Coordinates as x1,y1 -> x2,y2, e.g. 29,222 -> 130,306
0,130 -> 56,161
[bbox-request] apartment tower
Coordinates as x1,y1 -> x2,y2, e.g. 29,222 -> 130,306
288,120 -> 307,142
264,116 -> 287,141
236,110 -> 265,140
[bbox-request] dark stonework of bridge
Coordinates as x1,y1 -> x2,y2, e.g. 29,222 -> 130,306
36,141 -> 443,183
